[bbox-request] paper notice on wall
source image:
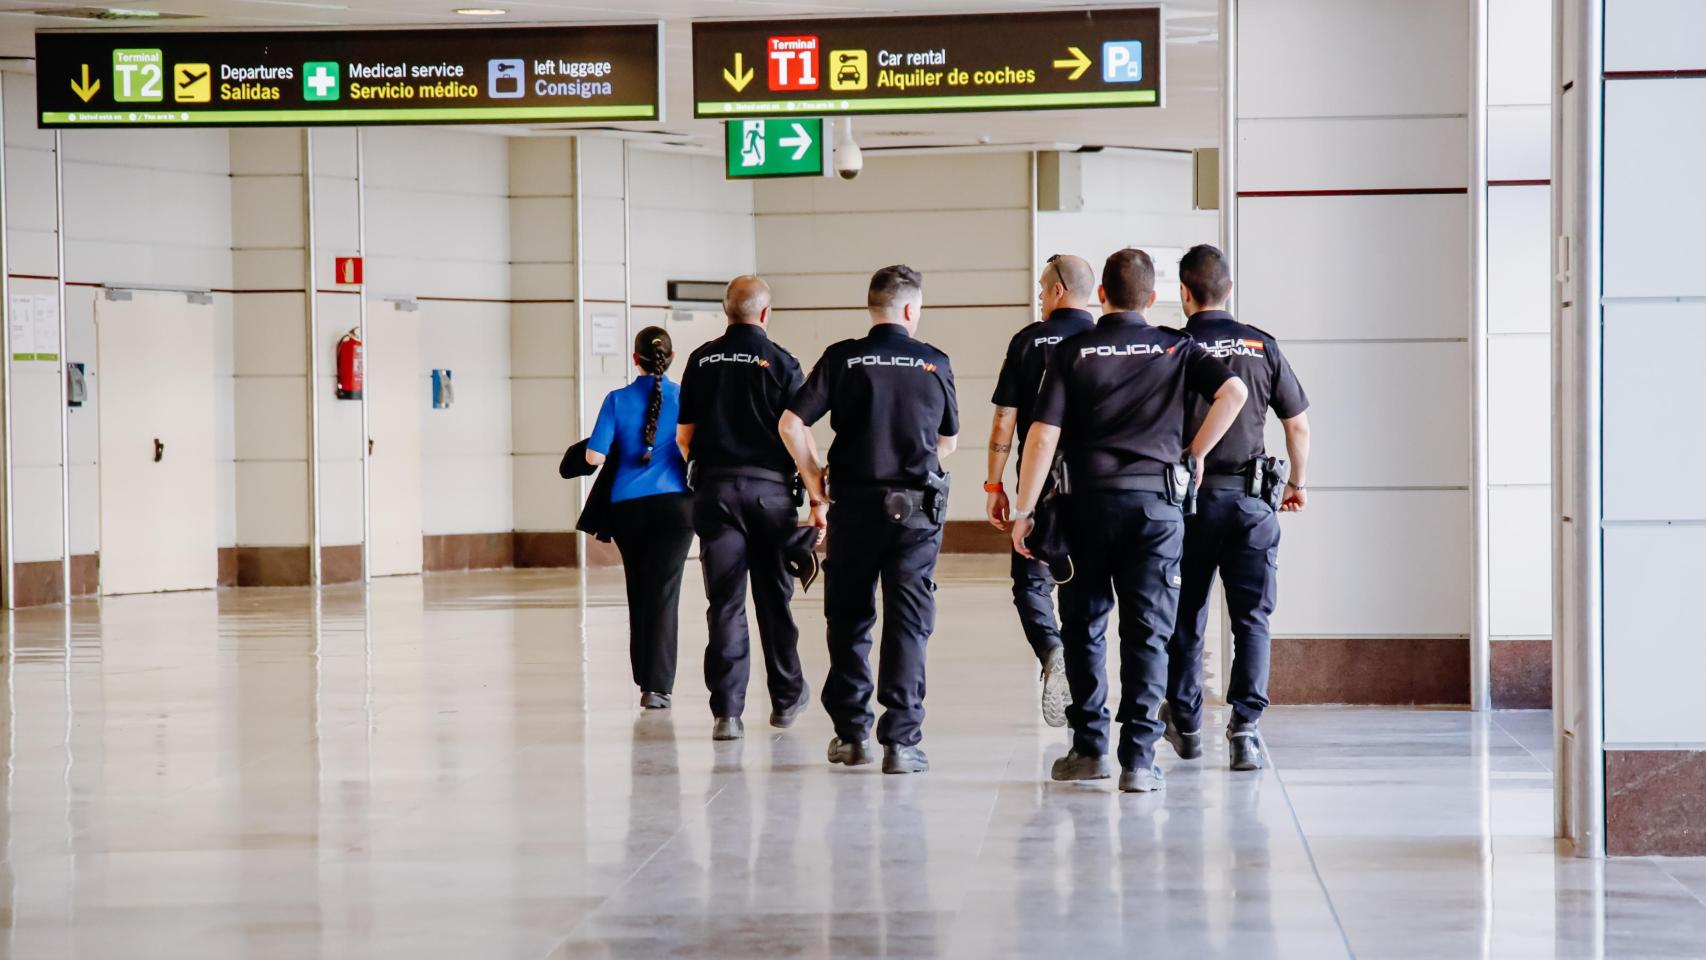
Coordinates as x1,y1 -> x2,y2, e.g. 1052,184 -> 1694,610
8,295 -> 35,361
31,295 -> 59,362
590,313 -> 621,357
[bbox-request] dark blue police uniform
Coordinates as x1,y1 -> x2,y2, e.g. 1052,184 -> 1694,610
788,323 -> 958,748
678,323 -> 809,721
991,307 -> 1096,662
1032,311 -> 1235,772
1167,310 -> 1309,732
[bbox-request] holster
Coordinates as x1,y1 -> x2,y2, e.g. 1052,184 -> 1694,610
923,471 -> 950,525
1169,457 -> 1199,517
1252,456 -> 1290,510
792,473 -> 806,508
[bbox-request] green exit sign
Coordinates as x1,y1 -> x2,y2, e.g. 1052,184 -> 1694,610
724,117 -> 829,180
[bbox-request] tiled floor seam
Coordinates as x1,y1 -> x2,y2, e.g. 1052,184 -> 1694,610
1267,743 -> 1361,960
1655,860 -> 1706,911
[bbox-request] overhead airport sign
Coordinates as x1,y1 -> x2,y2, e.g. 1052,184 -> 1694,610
725,117 -> 829,179
692,7 -> 1162,118
36,25 -> 662,128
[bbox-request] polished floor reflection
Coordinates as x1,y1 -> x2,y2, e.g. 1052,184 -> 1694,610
0,560 -> 1702,958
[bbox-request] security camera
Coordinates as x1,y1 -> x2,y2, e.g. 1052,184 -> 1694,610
834,139 -> 863,180
833,116 -> 861,180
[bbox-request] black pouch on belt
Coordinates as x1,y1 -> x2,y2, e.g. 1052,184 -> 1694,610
882,490 -> 918,525
1259,456 -> 1290,510
791,473 -> 806,508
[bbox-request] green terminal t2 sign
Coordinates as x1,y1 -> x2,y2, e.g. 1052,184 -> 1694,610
725,117 -> 829,180
692,7 -> 1162,118
36,24 -> 662,128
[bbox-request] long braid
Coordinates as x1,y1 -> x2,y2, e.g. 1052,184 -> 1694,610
633,326 -> 672,464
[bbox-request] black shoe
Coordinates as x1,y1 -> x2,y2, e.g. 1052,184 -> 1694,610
1039,646 -> 1068,728
1118,765 -> 1166,793
827,736 -> 875,767
1159,701 -> 1202,760
770,682 -> 812,729
640,691 -> 671,710
712,717 -> 744,741
882,744 -> 930,774
1228,723 -> 1265,771
1049,749 -> 1114,781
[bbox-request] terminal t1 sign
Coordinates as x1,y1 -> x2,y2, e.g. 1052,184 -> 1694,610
36,24 -> 661,127
692,7 -> 1162,118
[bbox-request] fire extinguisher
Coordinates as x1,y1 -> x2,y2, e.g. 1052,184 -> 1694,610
336,329 -> 363,400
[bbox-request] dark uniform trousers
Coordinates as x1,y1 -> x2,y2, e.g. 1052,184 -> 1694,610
694,476 -> 807,719
821,497 -> 943,747
1010,551 -> 1063,661
1058,490 -> 1185,771
608,492 -> 695,696
1167,488 -> 1280,730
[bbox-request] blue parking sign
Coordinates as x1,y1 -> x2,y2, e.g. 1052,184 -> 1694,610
1102,41 -> 1144,83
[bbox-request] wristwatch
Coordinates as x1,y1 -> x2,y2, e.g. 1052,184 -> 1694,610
1286,481 -> 1306,491
1010,508 -> 1034,520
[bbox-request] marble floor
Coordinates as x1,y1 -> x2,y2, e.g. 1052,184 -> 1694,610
0,558 -> 1702,958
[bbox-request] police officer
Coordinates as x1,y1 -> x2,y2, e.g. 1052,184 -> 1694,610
1008,248 -> 1247,792
779,265 -> 958,775
986,254 -> 1097,727
676,275 -> 814,742
1162,244 -> 1310,771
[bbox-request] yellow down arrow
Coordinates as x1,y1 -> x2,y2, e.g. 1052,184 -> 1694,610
1052,46 -> 1092,81
70,63 -> 101,102
723,52 -> 754,93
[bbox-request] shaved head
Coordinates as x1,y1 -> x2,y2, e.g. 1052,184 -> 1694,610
1042,254 -> 1096,305
723,275 -> 771,324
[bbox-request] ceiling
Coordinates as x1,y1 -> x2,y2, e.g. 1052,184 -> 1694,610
0,0 -> 1221,152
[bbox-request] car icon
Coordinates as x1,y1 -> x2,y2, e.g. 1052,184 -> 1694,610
837,62 -> 861,83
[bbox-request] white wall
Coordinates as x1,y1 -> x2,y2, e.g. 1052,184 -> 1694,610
1236,0 -> 1473,641
1486,0 -> 1554,647
1600,0 -> 1706,746
3,72 -> 237,569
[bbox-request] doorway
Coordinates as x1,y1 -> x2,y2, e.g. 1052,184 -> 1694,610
367,301 -> 423,577
95,290 -> 218,595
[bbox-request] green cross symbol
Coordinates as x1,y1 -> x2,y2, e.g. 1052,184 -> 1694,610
303,62 -> 340,101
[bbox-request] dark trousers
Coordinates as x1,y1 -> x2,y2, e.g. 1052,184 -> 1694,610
1010,550 -> 1063,661
1167,489 -> 1280,729
609,492 -> 694,695
821,500 -> 943,747
694,476 -> 806,718
1058,490 -> 1185,771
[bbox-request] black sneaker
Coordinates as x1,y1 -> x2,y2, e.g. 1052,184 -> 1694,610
882,744 -> 930,774
1039,646 -> 1068,728
1049,749 -> 1114,781
770,682 -> 812,729
1159,701 -> 1202,760
712,717 -> 744,741
1228,723 -> 1264,771
827,736 -> 875,767
639,691 -> 671,710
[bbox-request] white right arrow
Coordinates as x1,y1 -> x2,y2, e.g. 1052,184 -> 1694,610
778,122 -> 813,161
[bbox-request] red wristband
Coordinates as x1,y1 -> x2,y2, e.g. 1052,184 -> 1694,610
983,481 -> 1005,493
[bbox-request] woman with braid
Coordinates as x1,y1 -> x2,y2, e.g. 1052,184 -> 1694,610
585,327 -> 693,709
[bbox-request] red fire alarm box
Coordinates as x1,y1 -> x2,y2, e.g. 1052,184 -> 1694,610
334,256 -> 363,285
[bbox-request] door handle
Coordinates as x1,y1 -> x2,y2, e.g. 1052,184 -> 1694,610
153,438 -> 164,463
368,438 -> 374,455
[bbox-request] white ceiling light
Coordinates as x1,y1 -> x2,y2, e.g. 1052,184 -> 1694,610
453,7 -> 507,14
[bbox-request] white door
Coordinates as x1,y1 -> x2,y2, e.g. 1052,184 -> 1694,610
367,302 -> 423,576
96,291 -> 217,595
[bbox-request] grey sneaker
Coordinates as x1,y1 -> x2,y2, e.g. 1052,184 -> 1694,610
882,744 -> 930,774
1050,749 -> 1114,781
1039,646 -> 1068,728
639,691 -> 671,710
827,736 -> 875,767
1118,765 -> 1166,793
1159,701 -> 1202,760
1228,723 -> 1265,771
712,717 -> 744,741
770,682 -> 812,729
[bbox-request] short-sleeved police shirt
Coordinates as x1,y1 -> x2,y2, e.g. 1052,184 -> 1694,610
788,323 -> 958,489
991,307 -> 1096,444
677,323 -> 804,475
1033,311 -> 1235,480
1183,310 -> 1310,476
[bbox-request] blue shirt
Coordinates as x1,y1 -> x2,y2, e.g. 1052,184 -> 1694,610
588,376 -> 690,503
